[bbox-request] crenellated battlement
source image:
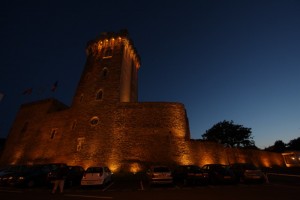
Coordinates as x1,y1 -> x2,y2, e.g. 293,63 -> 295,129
86,30 -> 140,69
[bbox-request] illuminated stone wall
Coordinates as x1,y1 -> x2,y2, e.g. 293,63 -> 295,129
189,141 -> 285,168
1,100 -> 192,172
0,97 -> 285,171
68,102 -> 191,171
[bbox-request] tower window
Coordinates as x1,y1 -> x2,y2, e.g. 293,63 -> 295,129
103,48 -> 113,59
96,90 -> 103,100
71,120 -> 77,130
80,94 -> 84,102
102,67 -> 108,78
50,129 -> 57,139
86,73 -> 90,80
21,122 -> 29,133
90,116 -> 99,126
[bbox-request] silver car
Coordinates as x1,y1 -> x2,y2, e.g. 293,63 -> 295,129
81,166 -> 112,186
230,163 -> 266,183
147,166 -> 173,185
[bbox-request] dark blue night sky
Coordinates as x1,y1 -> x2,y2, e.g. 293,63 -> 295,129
1,0 -> 300,149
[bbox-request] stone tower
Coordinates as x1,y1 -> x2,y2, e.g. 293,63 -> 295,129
72,30 -> 141,107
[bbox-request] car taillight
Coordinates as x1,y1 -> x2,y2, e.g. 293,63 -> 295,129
97,172 -> 103,177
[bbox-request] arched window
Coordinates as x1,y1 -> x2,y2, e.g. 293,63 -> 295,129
103,48 -> 113,58
102,67 -> 108,78
96,90 -> 103,100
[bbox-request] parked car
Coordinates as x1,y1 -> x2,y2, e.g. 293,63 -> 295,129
46,163 -> 68,185
65,165 -> 85,187
201,164 -> 236,184
80,166 -> 112,186
0,165 -> 31,186
146,166 -> 173,185
7,164 -> 52,187
0,165 -> 17,176
46,163 -> 85,187
172,165 -> 209,186
230,163 -> 266,183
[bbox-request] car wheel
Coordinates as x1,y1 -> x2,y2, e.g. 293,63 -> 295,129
68,180 -> 73,187
210,176 -> 216,185
27,180 -> 35,187
239,176 -> 245,183
183,178 -> 188,186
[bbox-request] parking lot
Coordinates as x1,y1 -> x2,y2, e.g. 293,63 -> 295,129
0,178 -> 299,200
0,168 -> 299,200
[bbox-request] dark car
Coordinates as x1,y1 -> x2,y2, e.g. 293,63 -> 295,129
230,163 -> 266,183
65,165 -> 85,187
0,165 -> 31,186
172,165 -> 209,186
7,164 -> 52,187
47,164 -> 84,187
201,164 -> 236,184
46,163 -> 68,184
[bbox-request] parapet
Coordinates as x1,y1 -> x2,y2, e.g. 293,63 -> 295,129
85,29 -> 141,69
20,98 -> 69,113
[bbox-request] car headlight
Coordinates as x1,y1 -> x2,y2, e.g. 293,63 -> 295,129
18,176 -> 24,180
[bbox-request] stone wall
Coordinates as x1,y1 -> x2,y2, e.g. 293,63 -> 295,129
0,99 -> 285,172
189,140 -> 285,168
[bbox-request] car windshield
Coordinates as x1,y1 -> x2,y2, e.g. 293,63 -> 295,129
153,167 -> 170,172
186,165 -> 202,172
86,167 -> 103,173
243,164 -> 258,170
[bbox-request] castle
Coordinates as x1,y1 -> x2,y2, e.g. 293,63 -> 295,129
0,30 -> 284,172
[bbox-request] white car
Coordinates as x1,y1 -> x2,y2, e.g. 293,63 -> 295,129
147,166 -> 173,185
80,166 -> 112,186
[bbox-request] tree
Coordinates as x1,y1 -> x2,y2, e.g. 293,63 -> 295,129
287,137 -> 300,151
202,120 -> 255,148
265,140 -> 286,152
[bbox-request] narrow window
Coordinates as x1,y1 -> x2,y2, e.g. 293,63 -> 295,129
102,67 -> 108,78
86,74 -> 90,80
96,90 -> 103,100
80,94 -> 84,102
50,129 -> 57,139
71,120 -> 77,130
21,122 -> 29,133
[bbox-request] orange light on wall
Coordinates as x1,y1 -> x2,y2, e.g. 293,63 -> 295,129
201,155 -> 216,166
108,162 -> 121,173
11,150 -> 24,165
129,163 -> 141,174
178,154 -> 192,165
